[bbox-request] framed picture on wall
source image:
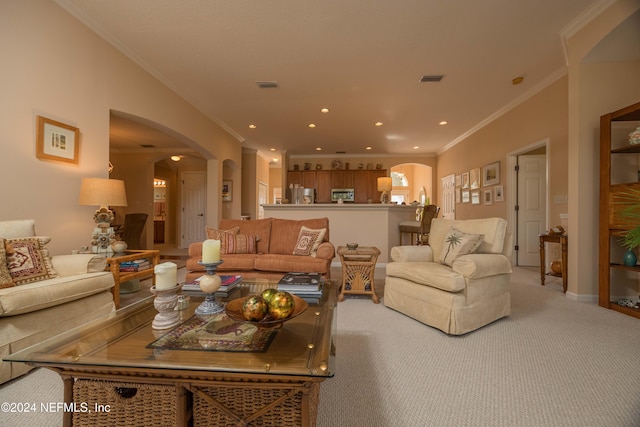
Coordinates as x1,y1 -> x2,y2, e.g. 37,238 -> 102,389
462,190 -> 470,203
222,180 -> 232,202
462,172 -> 470,189
484,189 -> 492,205
470,168 -> 481,189
494,185 -> 504,202
36,115 -> 79,165
471,191 -> 480,205
482,161 -> 500,186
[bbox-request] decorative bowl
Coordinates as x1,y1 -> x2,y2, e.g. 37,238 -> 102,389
346,243 -> 359,250
225,294 -> 308,328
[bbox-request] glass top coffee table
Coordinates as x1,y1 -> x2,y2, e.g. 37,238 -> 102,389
7,279 -> 337,427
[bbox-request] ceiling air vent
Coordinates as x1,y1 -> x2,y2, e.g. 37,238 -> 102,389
419,75 -> 444,83
256,81 -> 279,89
140,144 -> 156,148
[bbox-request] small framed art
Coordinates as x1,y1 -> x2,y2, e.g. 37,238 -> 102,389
471,191 -> 480,205
484,189 -> 492,205
222,180 -> 232,202
482,161 -> 500,186
469,168 -> 481,189
36,115 -> 79,165
494,185 -> 504,202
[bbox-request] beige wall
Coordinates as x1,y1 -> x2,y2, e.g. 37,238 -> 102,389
0,0 -> 241,254
437,77 -> 569,223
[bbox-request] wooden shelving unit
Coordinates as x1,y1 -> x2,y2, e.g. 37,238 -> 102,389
598,100 -> 640,319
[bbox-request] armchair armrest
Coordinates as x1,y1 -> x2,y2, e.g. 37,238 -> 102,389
188,242 -> 203,258
51,254 -> 107,277
316,242 -> 335,261
390,245 -> 434,262
452,254 -> 512,279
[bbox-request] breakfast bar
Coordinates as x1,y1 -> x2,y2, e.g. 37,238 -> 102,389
262,204 -> 416,263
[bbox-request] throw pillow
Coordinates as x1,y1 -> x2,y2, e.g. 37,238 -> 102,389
6,236 -> 58,285
205,226 -> 240,240
0,238 -> 15,289
220,233 -> 258,254
293,226 -> 326,257
439,227 -> 484,266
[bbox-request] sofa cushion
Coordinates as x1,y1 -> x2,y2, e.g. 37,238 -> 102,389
219,219 -> 272,254
216,254 -> 259,271
293,226 -> 326,257
0,239 -> 15,289
386,261 -> 466,293
6,236 -> 57,285
0,219 -> 36,239
270,218 -> 329,255
0,271 -> 114,316
221,233 -> 258,254
253,254 -> 331,275
429,218 -> 507,261
439,227 -> 484,266
205,226 -> 240,240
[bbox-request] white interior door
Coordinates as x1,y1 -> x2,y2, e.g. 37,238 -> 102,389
181,171 -> 206,248
517,155 -> 546,266
441,174 -> 456,219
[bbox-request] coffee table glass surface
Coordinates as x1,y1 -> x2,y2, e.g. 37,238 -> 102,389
7,279 -> 337,378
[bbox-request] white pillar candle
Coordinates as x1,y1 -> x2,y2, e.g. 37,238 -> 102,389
202,239 -> 221,263
154,262 -> 177,290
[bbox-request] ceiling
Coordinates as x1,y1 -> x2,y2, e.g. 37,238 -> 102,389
57,0 -> 636,163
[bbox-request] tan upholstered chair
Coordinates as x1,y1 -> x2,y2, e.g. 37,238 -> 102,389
399,205 -> 440,245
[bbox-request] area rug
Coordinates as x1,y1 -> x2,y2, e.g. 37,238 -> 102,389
147,313 -> 276,353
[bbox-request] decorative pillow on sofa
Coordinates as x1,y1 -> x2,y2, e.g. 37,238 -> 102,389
6,236 -> 58,285
0,238 -> 15,288
293,226 -> 326,257
439,227 -> 484,267
221,234 -> 258,254
205,226 -> 240,240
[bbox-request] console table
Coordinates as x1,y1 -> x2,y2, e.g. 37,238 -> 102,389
539,233 -> 568,293
105,249 -> 160,308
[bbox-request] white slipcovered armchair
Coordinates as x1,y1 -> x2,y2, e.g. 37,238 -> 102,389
385,217 -> 512,335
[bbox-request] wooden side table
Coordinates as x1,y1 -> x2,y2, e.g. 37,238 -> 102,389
337,246 -> 381,303
106,249 -> 160,308
539,234 -> 568,293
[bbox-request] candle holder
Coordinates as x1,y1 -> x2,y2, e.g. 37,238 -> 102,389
195,260 -> 225,315
150,283 -> 182,330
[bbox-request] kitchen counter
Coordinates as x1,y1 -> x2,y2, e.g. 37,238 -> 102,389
262,203 -> 418,263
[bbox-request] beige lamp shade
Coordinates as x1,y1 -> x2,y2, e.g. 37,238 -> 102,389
377,177 -> 392,192
78,178 -> 128,207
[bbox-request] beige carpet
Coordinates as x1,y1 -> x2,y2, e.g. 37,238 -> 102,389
2,267 -> 639,426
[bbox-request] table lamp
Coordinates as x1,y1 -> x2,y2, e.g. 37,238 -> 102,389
78,178 -> 128,253
377,177 -> 392,204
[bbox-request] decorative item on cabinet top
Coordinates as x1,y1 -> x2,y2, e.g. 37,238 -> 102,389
332,160 -> 343,170
629,126 -> 640,145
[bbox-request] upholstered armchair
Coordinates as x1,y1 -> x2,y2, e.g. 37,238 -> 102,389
385,217 -> 512,335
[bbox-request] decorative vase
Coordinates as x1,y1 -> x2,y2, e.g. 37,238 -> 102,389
629,127 -> 640,145
111,240 -> 127,253
623,249 -> 637,266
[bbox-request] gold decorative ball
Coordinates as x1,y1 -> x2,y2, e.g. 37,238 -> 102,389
550,261 -> 562,275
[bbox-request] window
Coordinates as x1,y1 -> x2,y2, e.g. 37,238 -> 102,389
391,172 -> 408,187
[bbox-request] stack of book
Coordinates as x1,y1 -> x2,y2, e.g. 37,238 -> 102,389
277,273 -> 323,302
182,275 -> 242,297
119,259 -> 150,272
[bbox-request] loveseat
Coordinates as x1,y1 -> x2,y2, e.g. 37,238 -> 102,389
186,217 -> 335,282
0,219 -> 115,384
385,217 -> 512,335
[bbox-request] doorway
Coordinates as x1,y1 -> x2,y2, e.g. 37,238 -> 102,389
508,140 -> 549,266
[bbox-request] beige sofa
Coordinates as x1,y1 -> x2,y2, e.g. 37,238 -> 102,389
385,217 -> 512,335
0,219 -> 115,384
187,217 -> 335,282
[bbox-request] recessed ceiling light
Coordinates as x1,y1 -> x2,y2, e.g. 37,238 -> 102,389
321,108 -> 329,113
374,122 -> 383,127
413,146 -> 420,150
272,158 -> 279,162
308,123 -> 316,128
269,148 -> 276,151
439,121 -> 448,126
366,146 -> 372,150
170,155 -> 182,161
315,147 -> 322,151
248,124 -> 256,129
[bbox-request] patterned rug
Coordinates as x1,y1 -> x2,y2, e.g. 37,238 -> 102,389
147,313 -> 276,353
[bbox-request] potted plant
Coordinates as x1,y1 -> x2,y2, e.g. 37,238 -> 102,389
617,187 -> 640,265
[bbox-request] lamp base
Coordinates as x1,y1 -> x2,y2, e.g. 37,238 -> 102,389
380,191 -> 390,204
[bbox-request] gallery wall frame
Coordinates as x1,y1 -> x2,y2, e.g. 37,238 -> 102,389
471,191 -> 480,205
36,115 -> 79,165
469,168 -> 481,189
482,161 -> 501,186
494,185 -> 504,202
484,189 -> 492,205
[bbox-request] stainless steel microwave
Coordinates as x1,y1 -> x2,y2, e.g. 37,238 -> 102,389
331,188 -> 355,202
